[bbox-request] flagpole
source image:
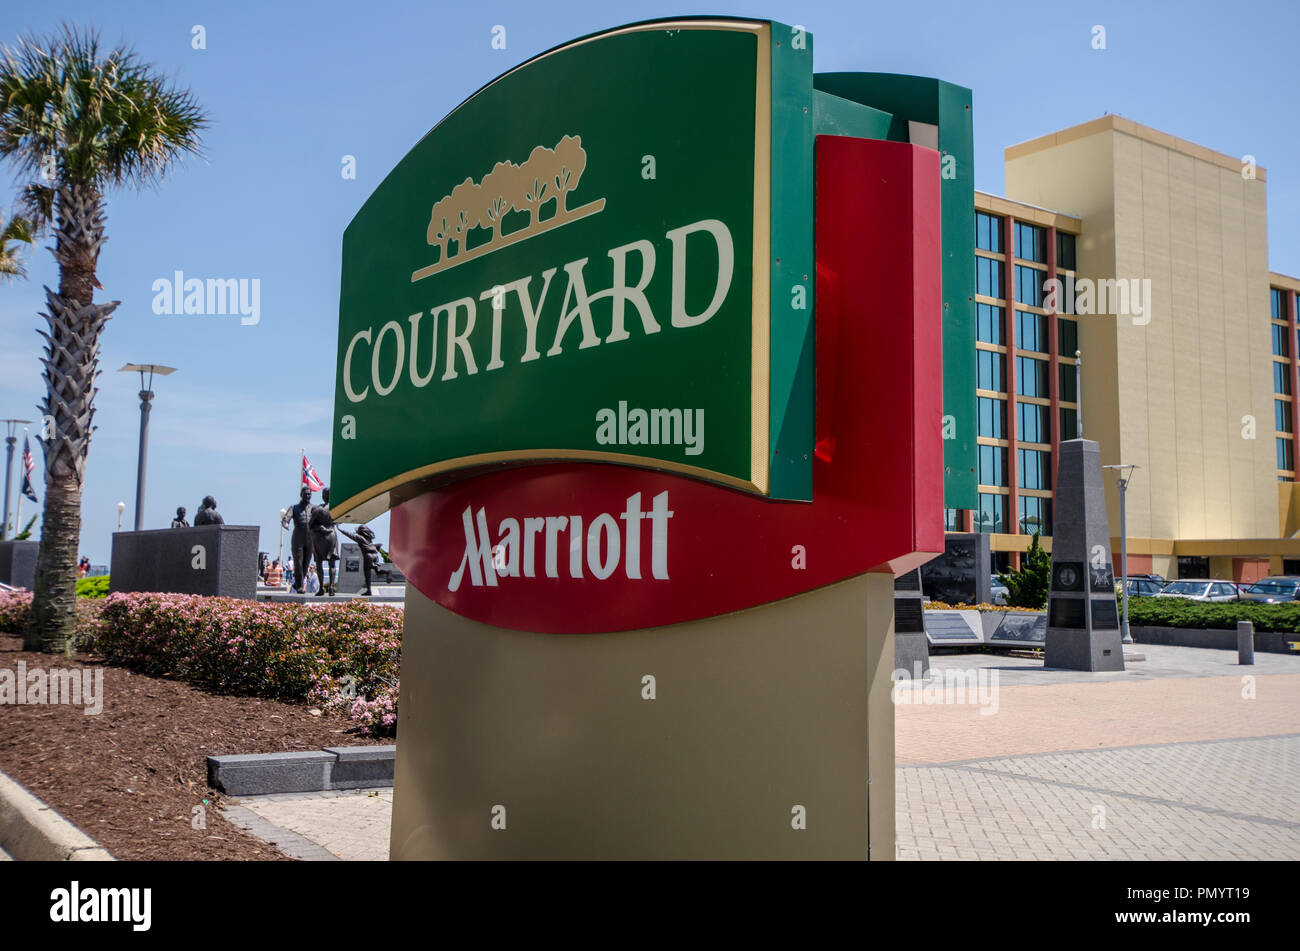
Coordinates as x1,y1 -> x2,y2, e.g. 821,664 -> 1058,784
13,427 -> 26,535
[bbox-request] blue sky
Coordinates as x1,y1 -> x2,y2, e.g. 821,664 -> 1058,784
0,0 -> 1295,563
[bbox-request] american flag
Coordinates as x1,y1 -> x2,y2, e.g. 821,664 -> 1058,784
20,434 -> 37,502
301,453 -> 324,491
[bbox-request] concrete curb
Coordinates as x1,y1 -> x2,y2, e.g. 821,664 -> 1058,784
207,745 -> 395,796
0,768 -> 115,861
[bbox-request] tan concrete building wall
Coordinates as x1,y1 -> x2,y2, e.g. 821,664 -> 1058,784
1004,117 -> 1275,544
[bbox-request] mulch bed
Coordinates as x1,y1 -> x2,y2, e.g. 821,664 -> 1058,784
0,635 -> 386,860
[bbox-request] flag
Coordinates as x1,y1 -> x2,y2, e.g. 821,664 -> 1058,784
20,435 -> 38,503
301,454 -> 324,491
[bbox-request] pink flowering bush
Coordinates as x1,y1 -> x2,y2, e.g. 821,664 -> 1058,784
89,593 -> 402,735
0,588 -> 105,645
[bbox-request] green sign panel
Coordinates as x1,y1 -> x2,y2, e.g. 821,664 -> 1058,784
331,18 -> 814,521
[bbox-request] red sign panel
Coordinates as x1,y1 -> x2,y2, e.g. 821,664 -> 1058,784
390,136 -> 944,633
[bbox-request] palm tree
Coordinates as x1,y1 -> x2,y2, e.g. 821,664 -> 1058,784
0,27 -> 207,651
0,211 -> 32,279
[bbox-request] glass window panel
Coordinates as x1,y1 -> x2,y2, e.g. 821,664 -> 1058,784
978,350 -> 1005,391
1059,362 -> 1078,403
1056,232 -> 1077,271
1015,222 -> 1046,263
977,257 -> 1003,298
1278,437 -> 1294,471
978,397 -> 1005,439
975,213 -> 1002,253
976,493 -> 1006,534
1272,288 -> 1286,322
1274,323 -> 1290,357
977,303 -> 1005,344
1277,399 -> 1293,434
1017,355 -> 1050,398
1017,402 -> 1050,443
1275,361 -> 1291,395
1016,310 -> 1047,352
1058,317 -> 1078,356
1060,407 -> 1078,441
1018,496 -> 1052,536
1015,265 -> 1043,306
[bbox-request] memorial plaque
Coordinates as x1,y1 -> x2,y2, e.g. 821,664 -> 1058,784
1053,562 -> 1084,592
1049,598 -> 1087,629
986,611 -> 1047,647
1091,599 -> 1119,629
924,609 -> 985,646
1089,565 -> 1115,593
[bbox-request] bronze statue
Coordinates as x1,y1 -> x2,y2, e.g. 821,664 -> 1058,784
285,486 -> 314,593
338,524 -> 387,596
309,487 -> 339,596
194,496 -> 224,526
171,506 -> 189,528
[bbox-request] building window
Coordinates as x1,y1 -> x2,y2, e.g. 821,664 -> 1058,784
1015,221 -> 1046,264
1059,362 -> 1078,403
1058,317 -> 1078,356
978,397 -> 1005,439
977,256 -> 1003,298
977,302 -> 1005,344
1278,437 -> 1294,472
978,349 -> 1006,391
1015,265 -> 1043,306
1277,399 -> 1293,435
1060,407 -> 1078,441
1272,288 -> 1286,322
976,493 -> 1006,534
1057,231 -> 1077,271
1273,323 -> 1291,358
1018,402 -> 1050,444
976,212 -> 1003,253
944,508 -> 960,531
1018,448 -> 1052,490
1275,361 -> 1291,395
979,444 -> 1007,487
1016,310 -> 1047,353
1017,355 -> 1050,398
1018,496 -> 1052,536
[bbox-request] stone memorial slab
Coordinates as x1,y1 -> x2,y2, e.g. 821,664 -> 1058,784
920,533 -> 991,606
986,611 -> 1047,647
893,568 -> 930,678
110,525 -> 260,600
924,609 -> 985,647
1044,439 -> 1124,671
0,540 -> 38,590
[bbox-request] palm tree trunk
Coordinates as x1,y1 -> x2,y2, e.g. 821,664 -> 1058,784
24,183 -> 119,653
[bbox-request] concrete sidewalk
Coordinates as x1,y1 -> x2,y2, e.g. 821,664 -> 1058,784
227,644 -> 1300,860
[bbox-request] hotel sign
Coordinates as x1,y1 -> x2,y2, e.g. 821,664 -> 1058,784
331,18 -> 815,521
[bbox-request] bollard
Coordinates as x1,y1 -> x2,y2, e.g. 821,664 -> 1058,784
1237,620 -> 1255,665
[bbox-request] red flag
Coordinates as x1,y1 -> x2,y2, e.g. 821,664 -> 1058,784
302,454 -> 324,491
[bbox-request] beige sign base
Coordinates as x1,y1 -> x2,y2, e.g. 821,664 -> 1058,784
390,572 -> 896,859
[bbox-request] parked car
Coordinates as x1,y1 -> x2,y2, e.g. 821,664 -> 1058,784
989,575 -> 1009,605
1239,576 -> 1300,604
1128,572 -> 1167,586
1120,577 -> 1165,598
1155,579 -> 1240,602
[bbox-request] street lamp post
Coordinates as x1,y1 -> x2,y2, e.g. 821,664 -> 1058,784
1075,349 -> 1084,439
116,501 -> 126,532
119,364 -> 176,531
1,418 -> 32,540
1103,464 -> 1139,643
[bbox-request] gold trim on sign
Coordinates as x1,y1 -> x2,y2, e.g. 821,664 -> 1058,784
750,24 -> 771,496
340,19 -> 777,519
332,447 -> 765,523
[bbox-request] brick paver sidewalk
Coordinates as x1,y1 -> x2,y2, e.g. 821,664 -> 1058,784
227,645 -> 1300,860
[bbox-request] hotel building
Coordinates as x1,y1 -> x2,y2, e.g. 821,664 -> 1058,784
949,115 -> 1300,582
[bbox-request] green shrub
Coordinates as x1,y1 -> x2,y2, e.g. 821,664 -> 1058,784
76,575 -> 110,599
1126,596 -> 1300,633
998,533 -> 1050,609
